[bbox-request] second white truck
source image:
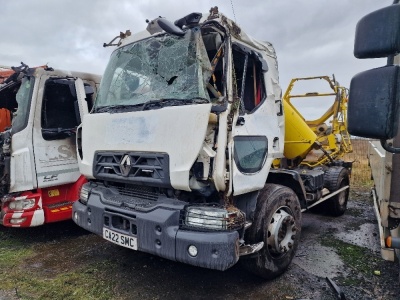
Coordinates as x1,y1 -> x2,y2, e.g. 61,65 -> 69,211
0,63 -> 101,227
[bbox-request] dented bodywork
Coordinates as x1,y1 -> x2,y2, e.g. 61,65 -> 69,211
73,8 -> 351,278
79,9 -> 283,196
0,64 -> 101,227
74,9 -> 282,271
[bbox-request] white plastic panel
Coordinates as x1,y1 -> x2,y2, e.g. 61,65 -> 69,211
10,147 -> 35,192
80,103 -> 212,191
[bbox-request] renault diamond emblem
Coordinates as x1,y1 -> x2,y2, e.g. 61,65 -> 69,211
120,154 -> 131,176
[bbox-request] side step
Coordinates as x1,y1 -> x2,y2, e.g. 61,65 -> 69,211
239,242 -> 264,256
301,185 -> 349,212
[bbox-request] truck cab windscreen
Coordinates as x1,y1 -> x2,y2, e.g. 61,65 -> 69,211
12,77 -> 34,134
94,28 -> 212,112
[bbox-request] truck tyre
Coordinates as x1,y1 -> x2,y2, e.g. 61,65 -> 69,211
241,183 -> 302,279
323,166 -> 350,216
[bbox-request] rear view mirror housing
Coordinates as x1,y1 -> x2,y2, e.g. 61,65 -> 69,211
348,65 -> 400,139
157,18 -> 185,36
354,4 -> 400,59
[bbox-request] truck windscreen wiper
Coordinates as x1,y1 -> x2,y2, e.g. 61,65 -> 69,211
93,104 -> 144,113
142,97 -> 209,111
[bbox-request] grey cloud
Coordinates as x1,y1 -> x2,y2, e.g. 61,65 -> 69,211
0,0 -> 393,91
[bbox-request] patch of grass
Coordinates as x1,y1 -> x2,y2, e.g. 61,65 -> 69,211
0,231 -> 117,300
0,231 -> 34,268
344,139 -> 374,192
10,266 -> 116,300
320,236 -> 380,285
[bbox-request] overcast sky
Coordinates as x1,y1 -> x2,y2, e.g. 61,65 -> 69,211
0,0 -> 393,117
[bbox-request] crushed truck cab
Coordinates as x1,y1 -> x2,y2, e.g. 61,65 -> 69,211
73,8 -> 352,279
0,64 -> 101,227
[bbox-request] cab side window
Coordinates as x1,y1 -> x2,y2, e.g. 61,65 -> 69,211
42,80 -> 78,130
232,46 -> 266,113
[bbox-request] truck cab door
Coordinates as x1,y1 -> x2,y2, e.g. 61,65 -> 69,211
74,78 -> 91,122
3,75 -> 37,193
230,44 -> 284,196
32,76 -> 93,188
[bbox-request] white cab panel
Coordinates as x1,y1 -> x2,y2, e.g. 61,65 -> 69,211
79,103 -> 212,191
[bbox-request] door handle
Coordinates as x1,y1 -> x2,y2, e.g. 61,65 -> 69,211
275,100 -> 283,116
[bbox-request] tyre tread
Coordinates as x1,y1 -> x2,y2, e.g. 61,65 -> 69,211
323,166 -> 349,216
241,183 -> 302,279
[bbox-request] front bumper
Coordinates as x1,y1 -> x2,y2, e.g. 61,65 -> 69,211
72,186 -> 240,271
1,209 -> 45,227
1,188 -> 75,227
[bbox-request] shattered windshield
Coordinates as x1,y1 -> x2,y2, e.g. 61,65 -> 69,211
94,28 -> 212,111
12,77 -> 34,134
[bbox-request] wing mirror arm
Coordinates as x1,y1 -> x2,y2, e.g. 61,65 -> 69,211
381,139 -> 400,154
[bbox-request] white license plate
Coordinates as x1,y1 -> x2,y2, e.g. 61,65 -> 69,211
103,227 -> 138,250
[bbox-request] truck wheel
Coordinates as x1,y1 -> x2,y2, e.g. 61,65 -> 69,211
241,183 -> 302,279
323,166 -> 350,216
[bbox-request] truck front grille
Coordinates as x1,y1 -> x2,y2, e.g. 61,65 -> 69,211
102,184 -> 160,210
93,151 -> 171,187
112,184 -> 158,201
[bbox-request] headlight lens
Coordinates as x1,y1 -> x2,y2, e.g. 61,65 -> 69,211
79,184 -> 91,204
184,206 -> 228,230
8,199 -> 35,211
10,217 -> 27,224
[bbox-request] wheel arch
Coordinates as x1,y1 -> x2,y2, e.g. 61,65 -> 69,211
240,182 -> 302,279
266,169 -> 307,209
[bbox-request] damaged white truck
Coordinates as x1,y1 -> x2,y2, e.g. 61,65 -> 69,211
0,63 -> 100,227
72,9 -> 352,278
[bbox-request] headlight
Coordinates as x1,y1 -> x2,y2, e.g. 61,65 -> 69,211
184,206 -> 229,230
79,184 -> 91,204
184,206 -> 245,231
8,199 -> 35,211
10,218 -> 27,224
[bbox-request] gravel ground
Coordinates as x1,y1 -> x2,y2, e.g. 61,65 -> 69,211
1,191 -> 399,299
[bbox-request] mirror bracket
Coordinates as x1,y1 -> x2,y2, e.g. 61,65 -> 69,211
381,139 -> 400,154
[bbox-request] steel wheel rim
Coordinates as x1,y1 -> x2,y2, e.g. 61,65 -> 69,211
266,206 -> 297,258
